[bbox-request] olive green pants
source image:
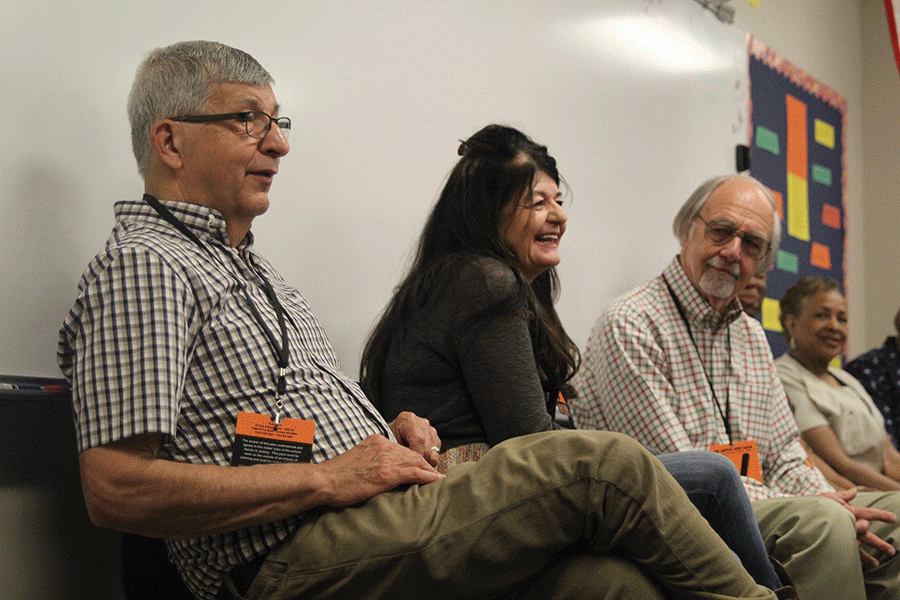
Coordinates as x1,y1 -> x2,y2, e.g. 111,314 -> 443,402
754,491 -> 900,600
246,430 -> 774,599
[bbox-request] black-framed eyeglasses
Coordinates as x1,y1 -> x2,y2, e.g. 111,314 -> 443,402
695,214 -> 770,260
171,110 -> 290,140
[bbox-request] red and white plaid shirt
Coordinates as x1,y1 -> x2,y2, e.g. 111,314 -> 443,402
570,258 -> 832,501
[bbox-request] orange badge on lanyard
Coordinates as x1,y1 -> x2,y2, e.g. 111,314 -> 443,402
709,440 -> 763,482
230,411 -> 315,466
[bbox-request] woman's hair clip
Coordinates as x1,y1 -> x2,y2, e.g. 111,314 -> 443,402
457,141 -> 468,156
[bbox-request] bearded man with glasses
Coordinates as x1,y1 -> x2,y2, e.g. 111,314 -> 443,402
569,173 -> 900,600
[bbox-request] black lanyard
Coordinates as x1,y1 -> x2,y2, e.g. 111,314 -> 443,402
143,195 -> 290,423
664,277 -> 733,444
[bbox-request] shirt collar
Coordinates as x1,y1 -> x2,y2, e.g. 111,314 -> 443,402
663,257 -> 742,331
114,197 -> 250,249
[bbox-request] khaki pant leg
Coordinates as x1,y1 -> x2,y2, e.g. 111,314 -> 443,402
519,547 -> 668,600
251,430 -> 771,600
753,495 -> 865,600
851,491 -> 900,600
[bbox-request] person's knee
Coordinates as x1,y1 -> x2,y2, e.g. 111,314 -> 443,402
757,496 -> 862,593
659,450 -> 740,494
487,429 -> 657,484
786,496 -> 857,547
693,450 -> 740,476
810,497 -> 856,529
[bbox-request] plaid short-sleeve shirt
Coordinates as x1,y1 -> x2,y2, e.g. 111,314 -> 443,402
58,199 -> 391,600
569,257 -> 832,501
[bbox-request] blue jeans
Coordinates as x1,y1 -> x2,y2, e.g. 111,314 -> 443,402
658,451 -> 782,591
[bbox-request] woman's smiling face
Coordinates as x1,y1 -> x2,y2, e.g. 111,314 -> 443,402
500,170 -> 567,282
786,288 -> 849,363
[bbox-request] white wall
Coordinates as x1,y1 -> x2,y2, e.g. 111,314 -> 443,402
2,1 -> 886,374
860,0 -> 900,350
0,0 -> 750,380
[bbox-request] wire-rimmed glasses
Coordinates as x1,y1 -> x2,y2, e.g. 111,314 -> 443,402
695,214 -> 770,260
171,110 -> 290,140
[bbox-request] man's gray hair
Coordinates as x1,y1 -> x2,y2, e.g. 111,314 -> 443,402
127,41 -> 273,179
672,173 -> 781,273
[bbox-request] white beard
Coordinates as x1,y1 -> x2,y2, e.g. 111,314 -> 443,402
699,269 -> 736,299
699,257 -> 740,299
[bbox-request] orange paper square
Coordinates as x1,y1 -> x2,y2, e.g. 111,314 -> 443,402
822,204 -> 841,229
810,242 -> 832,270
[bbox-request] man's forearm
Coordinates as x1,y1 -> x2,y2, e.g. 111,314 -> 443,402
79,435 -> 330,538
79,431 -> 443,539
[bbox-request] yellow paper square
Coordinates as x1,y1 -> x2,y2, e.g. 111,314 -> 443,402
761,298 -> 782,332
787,173 -> 810,241
814,119 -> 835,149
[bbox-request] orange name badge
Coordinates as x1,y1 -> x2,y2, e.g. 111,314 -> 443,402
709,440 -> 763,482
230,411 -> 316,466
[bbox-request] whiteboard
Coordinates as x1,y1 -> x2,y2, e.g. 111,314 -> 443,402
0,0 -> 748,380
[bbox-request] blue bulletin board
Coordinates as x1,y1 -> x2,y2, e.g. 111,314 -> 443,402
747,38 -> 847,361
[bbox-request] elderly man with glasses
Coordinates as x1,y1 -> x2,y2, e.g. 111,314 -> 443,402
569,173 -> 900,600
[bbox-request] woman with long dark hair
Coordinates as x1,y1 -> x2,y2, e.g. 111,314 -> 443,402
361,124 -> 789,594
361,124 -> 575,464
